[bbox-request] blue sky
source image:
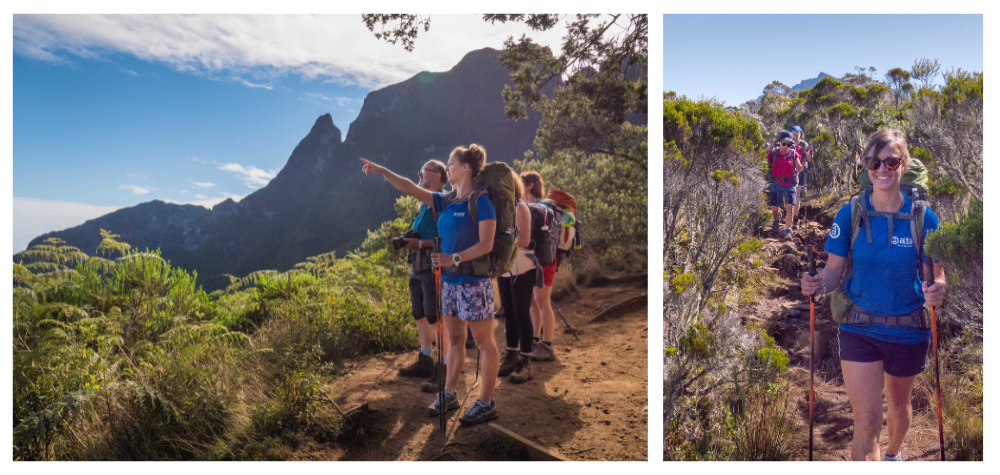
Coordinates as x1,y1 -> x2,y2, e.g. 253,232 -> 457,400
663,14 -> 983,105
12,14 -> 570,252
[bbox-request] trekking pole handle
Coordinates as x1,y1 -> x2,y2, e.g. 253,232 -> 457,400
433,237 -> 442,258
808,247 -> 817,277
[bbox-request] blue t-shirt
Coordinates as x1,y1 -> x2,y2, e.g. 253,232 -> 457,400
411,203 -> 439,240
824,193 -> 939,344
433,192 -> 496,285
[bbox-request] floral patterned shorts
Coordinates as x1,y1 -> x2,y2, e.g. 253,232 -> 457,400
441,279 -> 495,322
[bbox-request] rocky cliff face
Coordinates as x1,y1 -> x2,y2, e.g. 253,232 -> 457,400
27,48 -> 550,290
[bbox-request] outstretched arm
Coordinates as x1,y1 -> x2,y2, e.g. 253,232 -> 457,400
359,158 -> 434,207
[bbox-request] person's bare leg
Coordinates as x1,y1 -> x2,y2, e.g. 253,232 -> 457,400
441,315 -> 467,393
469,318 -> 500,403
884,373 -> 918,457
417,317 -> 432,349
842,360 -> 886,460
784,203 -> 795,229
770,205 -> 781,227
529,297 -> 541,339
533,285 -> 556,342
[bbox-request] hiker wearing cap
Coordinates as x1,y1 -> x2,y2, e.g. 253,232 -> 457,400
767,130 -> 805,239
396,160 -> 451,392
360,144 -> 502,426
791,126 -> 813,227
520,172 -> 558,362
497,171 -> 538,384
800,128 -> 946,461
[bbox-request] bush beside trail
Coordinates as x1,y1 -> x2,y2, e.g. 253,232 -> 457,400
663,60 -> 983,460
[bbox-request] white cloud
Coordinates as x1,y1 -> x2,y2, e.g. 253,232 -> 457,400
119,184 -> 154,195
13,197 -> 121,253
120,68 -> 138,76
195,193 -> 208,199
179,189 -> 188,194
187,156 -> 206,163
191,181 -> 215,188
12,14 -> 572,89
163,192 -> 245,209
304,92 -> 332,101
218,162 -> 276,188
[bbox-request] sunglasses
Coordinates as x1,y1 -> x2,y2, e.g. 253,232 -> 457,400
866,156 -> 904,171
779,142 -> 793,147
418,168 -> 439,176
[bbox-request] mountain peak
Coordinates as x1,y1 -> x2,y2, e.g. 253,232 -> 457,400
308,113 -> 341,143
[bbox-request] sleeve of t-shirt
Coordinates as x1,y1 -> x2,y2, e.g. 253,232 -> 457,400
824,203 -> 853,258
476,194 -> 496,221
432,192 -> 446,215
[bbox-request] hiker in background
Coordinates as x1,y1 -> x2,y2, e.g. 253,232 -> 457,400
791,126 -> 813,228
497,171 -> 539,384
519,172 -> 558,362
767,130 -> 804,239
396,160 -> 451,392
360,144 -> 502,426
800,128 -> 945,461
546,189 -> 580,270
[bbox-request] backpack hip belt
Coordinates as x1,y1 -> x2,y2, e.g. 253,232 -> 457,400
844,303 -> 928,329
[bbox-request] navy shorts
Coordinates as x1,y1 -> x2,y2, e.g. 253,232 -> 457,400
769,183 -> 797,207
408,269 -> 438,324
838,329 -> 930,377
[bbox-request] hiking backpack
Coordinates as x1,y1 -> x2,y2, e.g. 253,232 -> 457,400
542,189 -> 582,260
829,158 -> 931,326
765,145 -> 800,186
442,162 -> 518,278
525,202 -> 557,267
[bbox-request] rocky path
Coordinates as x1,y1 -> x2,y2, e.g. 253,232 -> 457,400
290,277 -> 649,461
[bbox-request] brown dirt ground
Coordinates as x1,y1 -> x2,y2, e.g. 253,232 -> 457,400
745,207 -> 942,461
290,278 -> 648,461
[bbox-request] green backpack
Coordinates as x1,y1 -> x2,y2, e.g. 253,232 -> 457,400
443,162 -> 518,278
829,158 -> 930,327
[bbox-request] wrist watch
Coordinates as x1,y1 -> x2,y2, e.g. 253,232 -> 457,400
452,253 -> 462,265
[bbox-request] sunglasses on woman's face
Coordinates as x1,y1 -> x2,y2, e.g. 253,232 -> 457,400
779,142 -> 793,147
866,156 -> 903,171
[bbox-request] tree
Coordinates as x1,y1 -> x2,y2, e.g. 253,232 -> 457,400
885,67 -> 912,108
911,57 -> 941,90
361,14 -> 431,52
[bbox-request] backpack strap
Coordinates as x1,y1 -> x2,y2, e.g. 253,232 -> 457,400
849,194 -> 863,250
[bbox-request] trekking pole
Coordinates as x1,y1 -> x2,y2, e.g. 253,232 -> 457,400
550,303 -> 579,341
807,246 -> 817,461
922,254 -> 946,461
433,237 -> 446,433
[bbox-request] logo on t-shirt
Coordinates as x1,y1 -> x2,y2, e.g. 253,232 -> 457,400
891,235 -> 914,247
453,211 -> 466,218
830,223 -> 841,239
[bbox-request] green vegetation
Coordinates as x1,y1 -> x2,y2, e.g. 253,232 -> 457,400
13,198 -> 420,460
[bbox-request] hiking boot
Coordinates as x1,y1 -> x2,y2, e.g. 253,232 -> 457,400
498,349 -> 519,377
427,390 -> 459,416
398,352 -> 434,378
530,342 -> 555,362
420,363 -> 446,393
882,453 -> 904,461
509,355 -> 533,384
458,399 -> 498,426
782,227 -> 793,240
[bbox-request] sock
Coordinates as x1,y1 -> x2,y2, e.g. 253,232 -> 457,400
542,341 -> 552,348
421,346 -> 432,357
533,337 -> 540,344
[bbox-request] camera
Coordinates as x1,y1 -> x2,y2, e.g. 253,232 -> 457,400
392,229 -> 421,250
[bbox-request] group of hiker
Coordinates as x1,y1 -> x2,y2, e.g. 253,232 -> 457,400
359,144 -> 579,427
765,125 -> 813,239
797,128 -> 947,461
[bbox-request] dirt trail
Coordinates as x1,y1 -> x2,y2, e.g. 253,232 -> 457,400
291,278 -> 648,461
747,208 -> 940,461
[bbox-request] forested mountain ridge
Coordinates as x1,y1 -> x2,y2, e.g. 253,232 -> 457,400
26,48 -> 550,290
